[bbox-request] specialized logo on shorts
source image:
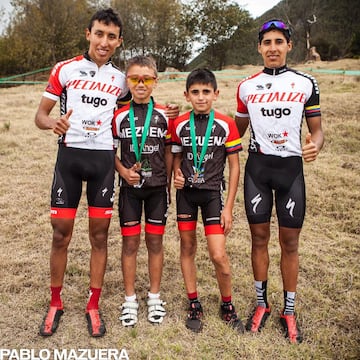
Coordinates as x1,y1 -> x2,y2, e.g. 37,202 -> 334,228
56,187 -> 64,205
286,198 -> 296,217
251,193 -> 262,213
102,187 -> 108,197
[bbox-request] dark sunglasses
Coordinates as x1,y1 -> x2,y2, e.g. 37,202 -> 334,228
258,20 -> 291,42
260,20 -> 290,33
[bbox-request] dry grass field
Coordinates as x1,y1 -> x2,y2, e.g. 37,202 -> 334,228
0,59 -> 359,359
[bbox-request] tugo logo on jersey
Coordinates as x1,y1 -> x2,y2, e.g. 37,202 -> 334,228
261,107 -> 291,118
81,94 -> 108,107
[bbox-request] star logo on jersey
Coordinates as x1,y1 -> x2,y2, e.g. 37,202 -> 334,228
282,130 -> 288,137
97,119 -> 102,126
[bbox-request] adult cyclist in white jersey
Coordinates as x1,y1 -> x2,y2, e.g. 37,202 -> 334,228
235,19 -> 324,344
34,8 -> 178,338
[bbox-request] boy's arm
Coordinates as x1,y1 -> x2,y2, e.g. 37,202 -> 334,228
165,145 -> 174,198
221,152 -> 240,236
115,155 -> 140,186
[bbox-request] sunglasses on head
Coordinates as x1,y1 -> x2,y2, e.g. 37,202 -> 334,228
127,75 -> 157,86
260,20 -> 290,33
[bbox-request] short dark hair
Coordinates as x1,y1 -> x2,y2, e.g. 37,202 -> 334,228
186,68 -> 217,92
88,8 -> 123,37
126,55 -> 158,77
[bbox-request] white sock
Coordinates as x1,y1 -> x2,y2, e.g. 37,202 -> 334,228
125,294 -> 137,302
148,292 -> 160,299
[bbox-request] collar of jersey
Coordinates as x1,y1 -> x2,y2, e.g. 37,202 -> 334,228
263,65 -> 288,75
193,113 -> 210,121
84,51 -> 112,66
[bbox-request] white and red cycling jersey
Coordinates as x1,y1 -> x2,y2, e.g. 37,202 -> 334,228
236,66 -> 321,157
43,51 -> 129,150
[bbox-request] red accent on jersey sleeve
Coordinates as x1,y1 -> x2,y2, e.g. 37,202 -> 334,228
214,111 -> 242,154
45,55 -> 84,97
172,112 -> 191,145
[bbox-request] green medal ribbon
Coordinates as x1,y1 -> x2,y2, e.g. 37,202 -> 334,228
189,109 -> 215,176
128,99 -> 153,165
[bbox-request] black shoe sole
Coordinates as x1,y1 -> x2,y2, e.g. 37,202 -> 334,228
39,309 -> 64,336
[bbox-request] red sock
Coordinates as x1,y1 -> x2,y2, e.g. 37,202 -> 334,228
50,286 -> 63,309
86,287 -> 101,311
221,295 -> 232,304
188,292 -> 198,301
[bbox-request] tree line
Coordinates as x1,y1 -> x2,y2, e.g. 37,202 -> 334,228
0,0 -> 359,77
0,0 -> 253,76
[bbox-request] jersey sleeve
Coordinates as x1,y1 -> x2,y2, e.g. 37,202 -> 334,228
236,81 -> 249,117
215,111 -> 243,154
304,76 -> 321,118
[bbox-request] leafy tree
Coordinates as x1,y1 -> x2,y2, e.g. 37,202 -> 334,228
1,0 -> 93,74
183,0 -> 248,69
112,0 -> 193,71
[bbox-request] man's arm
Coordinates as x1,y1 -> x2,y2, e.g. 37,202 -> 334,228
35,97 -> 71,135
303,115 -> 324,162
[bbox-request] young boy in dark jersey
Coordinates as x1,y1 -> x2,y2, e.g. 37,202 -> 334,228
172,68 -> 244,333
112,55 -> 173,327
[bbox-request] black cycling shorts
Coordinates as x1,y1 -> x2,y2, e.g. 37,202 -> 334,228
50,146 -> 115,218
118,186 -> 169,235
244,153 -> 306,228
176,187 -> 224,234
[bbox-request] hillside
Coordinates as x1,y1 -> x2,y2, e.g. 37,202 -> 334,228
189,0 -> 360,69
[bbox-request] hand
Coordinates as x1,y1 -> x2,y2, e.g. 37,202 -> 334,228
220,206 -> 232,236
165,103 -> 179,119
302,133 -> 319,162
173,168 -> 185,189
125,164 -> 141,186
53,109 -> 72,135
